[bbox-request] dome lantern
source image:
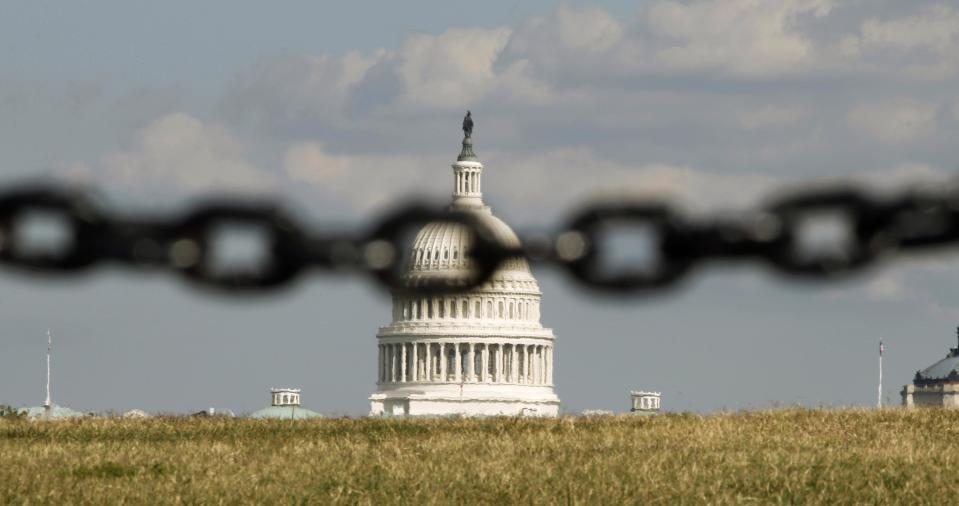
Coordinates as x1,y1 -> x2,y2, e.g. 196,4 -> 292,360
451,111 -> 484,210
271,387 -> 301,407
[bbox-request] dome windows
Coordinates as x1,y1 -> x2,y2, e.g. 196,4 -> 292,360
394,295 -> 543,322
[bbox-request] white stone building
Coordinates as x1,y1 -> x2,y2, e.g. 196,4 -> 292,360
369,118 -> 560,417
630,391 -> 661,415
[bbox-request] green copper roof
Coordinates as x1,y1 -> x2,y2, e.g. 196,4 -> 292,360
917,354 -> 959,380
249,406 -> 323,420
457,136 -> 477,162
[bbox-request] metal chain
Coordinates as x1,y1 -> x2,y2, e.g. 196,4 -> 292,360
0,182 -> 958,295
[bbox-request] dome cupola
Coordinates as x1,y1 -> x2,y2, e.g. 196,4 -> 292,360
451,134 -> 484,210
250,388 -> 322,420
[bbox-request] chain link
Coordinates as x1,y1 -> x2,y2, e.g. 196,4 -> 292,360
0,182 -> 957,295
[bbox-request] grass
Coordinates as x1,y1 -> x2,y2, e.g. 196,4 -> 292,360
2,408 -> 959,504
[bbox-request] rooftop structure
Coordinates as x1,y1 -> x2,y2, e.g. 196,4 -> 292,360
369,113 -> 560,417
270,388 -> 301,407
630,391 -> 661,415
902,327 -> 959,408
250,388 -> 322,420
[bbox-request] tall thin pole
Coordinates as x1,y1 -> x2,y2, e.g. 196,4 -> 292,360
877,340 -> 884,409
44,330 -> 52,409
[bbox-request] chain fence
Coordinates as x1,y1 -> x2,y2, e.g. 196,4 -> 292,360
0,181 -> 957,295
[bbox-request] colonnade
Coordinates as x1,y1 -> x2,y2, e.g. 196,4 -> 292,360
394,296 -> 540,322
632,395 -> 660,411
378,341 -> 553,386
454,167 -> 481,195
272,393 -> 300,406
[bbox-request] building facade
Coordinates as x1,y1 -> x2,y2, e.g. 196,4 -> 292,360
369,122 -> 560,417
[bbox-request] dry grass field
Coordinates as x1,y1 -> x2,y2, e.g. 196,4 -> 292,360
3,408 -> 959,504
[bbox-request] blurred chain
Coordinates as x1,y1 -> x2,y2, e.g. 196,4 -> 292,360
0,182 -> 958,295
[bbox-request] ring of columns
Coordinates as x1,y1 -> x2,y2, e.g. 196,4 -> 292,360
378,341 -> 554,386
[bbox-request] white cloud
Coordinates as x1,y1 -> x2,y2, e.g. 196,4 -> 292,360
501,6 -> 631,76
396,28 -> 511,108
482,147 -> 781,222
647,0 -> 833,77
221,51 -> 380,130
374,26 -> 555,109
92,2 -> 959,218
840,5 -> 959,77
498,1 -> 959,83
859,5 -> 959,53
500,1 -> 842,81
846,100 -> 938,143
553,6 -> 625,52
277,144 -> 786,220
219,1 -> 959,163
281,143 -> 448,212
284,142 -> 351,185
488,154 -> 955,223
67,113 -> 275,198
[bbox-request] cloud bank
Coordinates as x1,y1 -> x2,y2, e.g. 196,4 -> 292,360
40,1 -> 957,224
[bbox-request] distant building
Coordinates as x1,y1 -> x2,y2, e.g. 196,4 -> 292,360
581,409 -> 614,416
19,405 -> 85,419
630,391 -> 661,415
191,407 -> 235,417
249,388 -> 322,420
902,328 -> 959,408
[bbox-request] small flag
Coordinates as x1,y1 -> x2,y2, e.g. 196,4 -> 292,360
880,341 -> 885,356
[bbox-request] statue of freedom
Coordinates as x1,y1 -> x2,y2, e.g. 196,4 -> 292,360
462,110 -> 473,138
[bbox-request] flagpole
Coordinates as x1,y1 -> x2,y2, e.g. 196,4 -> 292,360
44,330 -> 52,410
877,340 -> 883,409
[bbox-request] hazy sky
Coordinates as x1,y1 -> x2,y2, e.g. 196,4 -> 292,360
2,0 -> 959,415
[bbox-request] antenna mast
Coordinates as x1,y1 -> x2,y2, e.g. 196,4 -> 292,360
44,330 -> 52,409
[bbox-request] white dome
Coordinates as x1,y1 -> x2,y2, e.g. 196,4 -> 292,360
404,209 -> 534,286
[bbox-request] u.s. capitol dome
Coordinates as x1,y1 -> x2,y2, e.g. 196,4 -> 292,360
369,117 -> 560,417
